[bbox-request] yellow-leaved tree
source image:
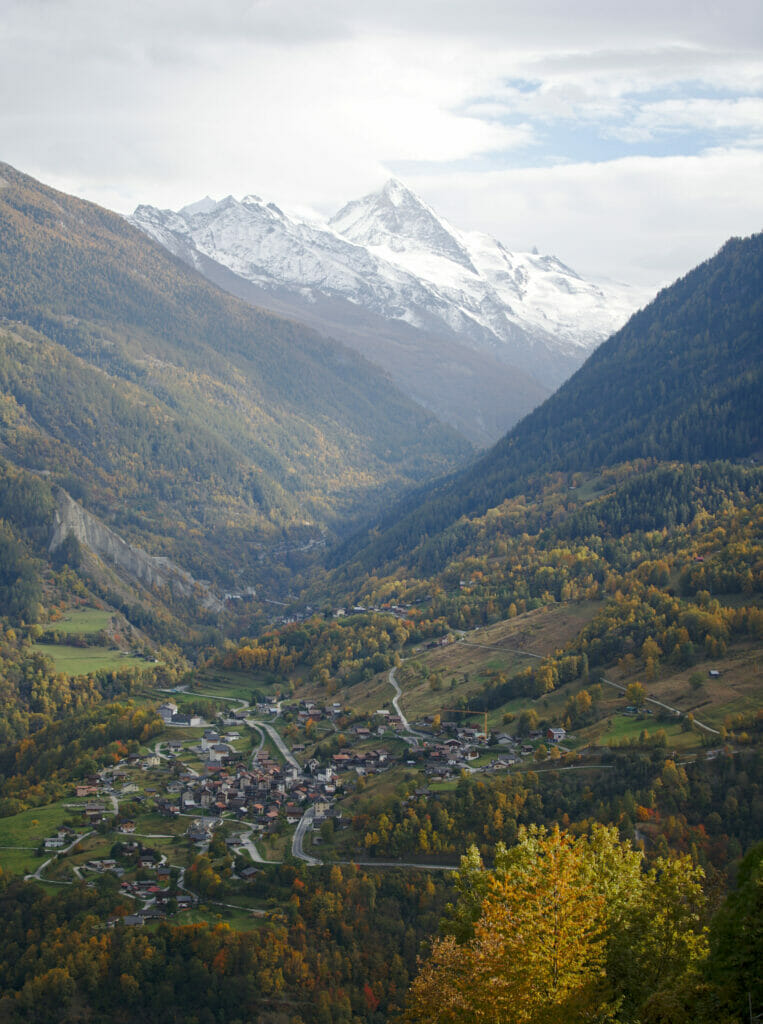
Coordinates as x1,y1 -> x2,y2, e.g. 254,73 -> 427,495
404,824 -> 707,1024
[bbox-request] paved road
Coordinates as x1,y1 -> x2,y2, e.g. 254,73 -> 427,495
292,807 -> 322,866
249,723 -> 266,768
247,719 -> 301,770
388,666 -> 428,746
601,677 -> 720,735
24,830 -> 94,882
238,829 -> 274,865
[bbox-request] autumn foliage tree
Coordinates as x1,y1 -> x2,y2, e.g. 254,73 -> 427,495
404,825 -> 708,1024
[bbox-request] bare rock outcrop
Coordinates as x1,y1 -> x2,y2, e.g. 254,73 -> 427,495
49,488 -> 223,613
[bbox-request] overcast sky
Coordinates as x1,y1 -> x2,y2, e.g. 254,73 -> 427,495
3,0 -> 762,285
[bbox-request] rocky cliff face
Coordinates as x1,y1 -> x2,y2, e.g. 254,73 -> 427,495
49,488 -> 223,612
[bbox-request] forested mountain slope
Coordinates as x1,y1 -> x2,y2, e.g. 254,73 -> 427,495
0,163 -> 470,586
333,232 -> 762,577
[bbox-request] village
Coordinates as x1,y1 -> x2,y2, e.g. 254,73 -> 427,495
28,681 -> 573,925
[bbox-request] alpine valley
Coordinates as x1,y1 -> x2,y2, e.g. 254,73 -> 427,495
0,161 -> 759,1024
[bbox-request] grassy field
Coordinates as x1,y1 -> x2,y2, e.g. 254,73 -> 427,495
258,831 -> 291,862
391,603 -> 602,723
44,607 -> 114,634
604,638 -> 761,736
0,846 -> 47,876
586,712 -> 687,748
193,669 -> 279,702
0,801 -> 75,848
33,643 -> 148,675
176,906 -> 266,931
0,801 -> 86,876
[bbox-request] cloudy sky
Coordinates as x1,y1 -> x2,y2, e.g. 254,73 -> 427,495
3,0 -> 762,285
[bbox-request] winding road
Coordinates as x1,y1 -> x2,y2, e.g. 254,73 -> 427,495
246,718 -> 301,770
24,830 -> 95,882
291,806 -> 322,866
601,676 -> 720,735
388,666 -> 428,746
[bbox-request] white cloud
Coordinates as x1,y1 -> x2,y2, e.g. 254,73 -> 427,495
408,148 -> 763,286
624,97 -> 763,141
0,0 -> 761,285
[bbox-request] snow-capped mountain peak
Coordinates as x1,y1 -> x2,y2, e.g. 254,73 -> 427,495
330,178 -> 477,272
129,179 -> 653,444
179,195 -> 218,217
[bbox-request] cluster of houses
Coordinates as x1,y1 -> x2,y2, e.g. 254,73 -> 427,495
279,698 -> 348,724
394,720 -> 571,779
177,750 -> 341,834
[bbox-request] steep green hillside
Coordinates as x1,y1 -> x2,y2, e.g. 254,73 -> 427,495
0,163 -> 469,585
333,233 -> 761,577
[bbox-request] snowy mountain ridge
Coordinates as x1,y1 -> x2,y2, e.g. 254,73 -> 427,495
130,180 -> 652,444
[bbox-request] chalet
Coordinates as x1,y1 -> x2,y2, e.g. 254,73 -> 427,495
547,728 -> 567,744
201,730 -> 221,751
187,821 -> 211,843
284,805 -> 302,824
158,701 -> 178,723
75,784 -> 99,797
137,907 -> 165,921
44,832 -> 69,850
312,798 -> 331,821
